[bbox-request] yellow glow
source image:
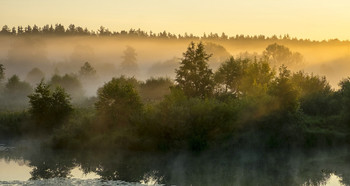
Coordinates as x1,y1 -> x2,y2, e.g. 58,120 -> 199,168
1,0 -> 350,40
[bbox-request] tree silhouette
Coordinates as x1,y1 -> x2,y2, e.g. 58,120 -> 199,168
4,75 -> 32,101
28,81 -> 72,131
79,62 -> 96,78
0,25 -> 11,35
17,26 -> 24,35
0,64 -> 4,83
120,46 -> 139,76
26,67 -> 45,85
263,43 -> 303,67
175,42 -> 214,98
95,76 -> 142,128
49,74 -> 84,101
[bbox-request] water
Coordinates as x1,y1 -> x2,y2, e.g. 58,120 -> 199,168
0,143 -> 348,186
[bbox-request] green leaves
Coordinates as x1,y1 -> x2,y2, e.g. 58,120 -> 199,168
175,42 -> 214,99
214,57 -> 274,97
28,81 -> 72,131
95,76 -> 142,127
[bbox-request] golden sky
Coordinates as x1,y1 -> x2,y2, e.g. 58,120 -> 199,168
1,0 -> 350,40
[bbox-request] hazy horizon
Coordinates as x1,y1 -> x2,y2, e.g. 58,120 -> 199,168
1,0 -> 350,41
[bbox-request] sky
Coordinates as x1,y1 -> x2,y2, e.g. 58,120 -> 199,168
1,0 -> 350,41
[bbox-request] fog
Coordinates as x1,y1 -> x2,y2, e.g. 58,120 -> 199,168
2,34 -> 350,185
1,36 -> 349,98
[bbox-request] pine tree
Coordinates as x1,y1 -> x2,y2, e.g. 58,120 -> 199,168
175,42 -> 214,98
120,46 -> 138,76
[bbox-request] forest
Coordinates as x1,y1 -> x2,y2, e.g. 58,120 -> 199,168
1,37 -> 349,152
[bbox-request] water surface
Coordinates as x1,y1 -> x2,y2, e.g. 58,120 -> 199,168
0,143 -> 348,185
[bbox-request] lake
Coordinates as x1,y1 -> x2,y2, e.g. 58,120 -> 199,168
0,141 -> 348,186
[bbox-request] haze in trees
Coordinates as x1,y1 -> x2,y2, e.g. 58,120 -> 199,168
263,43 -> 303,69
204,42 -> 231,70
78,62 -> 100,97
1,75 -> 32,109
49,74 -> 84,102
4,37 -> 50,77
1,24 -> 349,88
148,57 -> 179,78
120,46 -> 139,77
0,64 -> 4,83
79,62 -> 96,79
26,67 -> 45,85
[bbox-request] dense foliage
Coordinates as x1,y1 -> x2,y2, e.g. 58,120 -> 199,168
0,42 -> 350,152
175,42 -> 214,98
95,76 -> 142,129
28,81 -> 72,132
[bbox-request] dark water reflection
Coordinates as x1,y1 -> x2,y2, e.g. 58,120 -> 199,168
0,144 -> 349,185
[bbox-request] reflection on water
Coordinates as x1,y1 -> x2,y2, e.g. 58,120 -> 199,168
324,174 -> 343,186
0,144 -> 348,186
0,159 -> 31,181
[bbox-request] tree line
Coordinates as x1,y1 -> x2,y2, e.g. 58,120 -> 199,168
1,42 -> 350,151
0,24 -> 345,43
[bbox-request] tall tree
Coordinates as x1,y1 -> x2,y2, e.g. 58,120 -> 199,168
120,46 -> 138,76
175,42 -> 214,98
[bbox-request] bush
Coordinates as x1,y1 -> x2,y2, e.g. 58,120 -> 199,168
95,76 -> 142,129
28,81 -> 72,132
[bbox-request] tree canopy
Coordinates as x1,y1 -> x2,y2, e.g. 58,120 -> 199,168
95,76 -> 142,128
28,81 -> 72,131
175,42 -> 214,98
263,43 -> 303,68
